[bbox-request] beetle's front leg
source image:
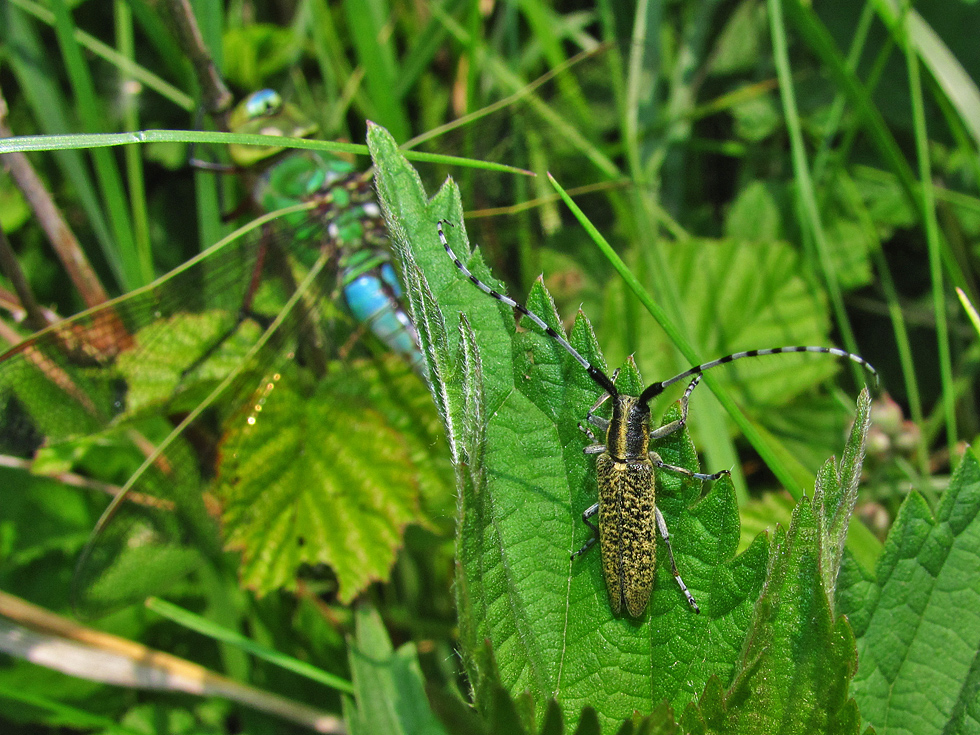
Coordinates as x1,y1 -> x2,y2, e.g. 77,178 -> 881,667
578,422 -> 606,454
649,374 -> 701,441
582,368 -> 620,433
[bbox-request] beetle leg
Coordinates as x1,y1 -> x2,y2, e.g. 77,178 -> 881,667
583,368 -> 619,430
650,451 -> 730,481
579,422 -> 606,454
570,502 -> 600,559
579,417 -> 607,453
649,374 -> 702,441
585,414 -> 610,432
655,506 -> 700,613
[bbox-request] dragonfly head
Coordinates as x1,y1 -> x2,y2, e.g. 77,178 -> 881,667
227,89 -> 319,168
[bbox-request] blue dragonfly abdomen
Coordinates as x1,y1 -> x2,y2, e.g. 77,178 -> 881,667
342,255 -> 423,372
232,90 -> 423,370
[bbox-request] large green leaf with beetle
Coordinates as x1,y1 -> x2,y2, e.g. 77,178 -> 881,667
368,122 -> 894,734
370,124 -> 776,730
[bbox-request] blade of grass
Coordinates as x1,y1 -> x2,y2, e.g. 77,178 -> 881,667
550,173 -> 812,495
344,0 -> 410,141
2,5 -> 118,285
870,0 -> 980,151
838,171 -> 929,477
786,0 -> 972,298
431,5 -> 621,181
901,6 -> 956,454
0,130 -> 534,178
50,1 -> 148,290
146,598 -> 354,693
172,0 -> 227,263
115,1 -> 153,284
9,0 -> 194,111
957,288 -> 980,339
622,0 -> 746,502
767,0 -> 865,389
0,681 -> 144,734
811,2 -> 877,186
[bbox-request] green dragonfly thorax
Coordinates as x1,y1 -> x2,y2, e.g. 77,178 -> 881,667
255,151 -> 360,239
227,89 -> 319,168
229,91 -> 422,372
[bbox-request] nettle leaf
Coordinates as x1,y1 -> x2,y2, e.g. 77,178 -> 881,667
682,499 -> 862,735
840,450 -> 980,735
369,125 -> 770,732
680,388 -> 873,735
814,389 -> 872,605
426,642 -> 683,735
214,359 -> 424,602
344,606 -> 448,735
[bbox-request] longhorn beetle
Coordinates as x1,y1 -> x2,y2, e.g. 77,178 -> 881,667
437,220 -> 877,618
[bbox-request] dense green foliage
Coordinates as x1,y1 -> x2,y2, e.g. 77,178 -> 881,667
1,0 -> 979,733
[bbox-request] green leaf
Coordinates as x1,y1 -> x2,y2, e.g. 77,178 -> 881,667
814,388 -> 872,606
680,393 -> 873,733
215,360 -> 425,602
842,449 -> 980,734
344,606 -> 448,735
630,237 -> 841,410
682,497 -> 863,734
115,311 -> 260,416
369,124 -> 770,732
724,181 -> 783,242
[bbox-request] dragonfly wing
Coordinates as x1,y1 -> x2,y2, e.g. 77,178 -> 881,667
1,203 -> 344,616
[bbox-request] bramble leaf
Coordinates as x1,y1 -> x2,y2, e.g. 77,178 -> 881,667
215,359 -> 427,602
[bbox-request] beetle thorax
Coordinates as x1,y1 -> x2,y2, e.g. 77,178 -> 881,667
605,395 -> 651,461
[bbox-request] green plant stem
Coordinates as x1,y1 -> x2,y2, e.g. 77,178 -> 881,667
768,0 -> 864,388
901,4 -> 956,454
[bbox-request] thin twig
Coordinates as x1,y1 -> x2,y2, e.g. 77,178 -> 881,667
0,92 -> 112,310
0,223 -> 48,331
161,0 -> 233,128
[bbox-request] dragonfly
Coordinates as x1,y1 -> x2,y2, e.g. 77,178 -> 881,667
0,41 -> 669,616
222,88 -> 424,373
0,90 -> 453,616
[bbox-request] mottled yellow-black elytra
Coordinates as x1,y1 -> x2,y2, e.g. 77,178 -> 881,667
437,220 -> 877,617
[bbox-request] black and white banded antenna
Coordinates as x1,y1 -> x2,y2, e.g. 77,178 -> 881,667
437,220 -> 878,405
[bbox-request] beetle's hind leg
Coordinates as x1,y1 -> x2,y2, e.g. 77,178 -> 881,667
655,506 -> 700,614
570,503 -> 600,559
